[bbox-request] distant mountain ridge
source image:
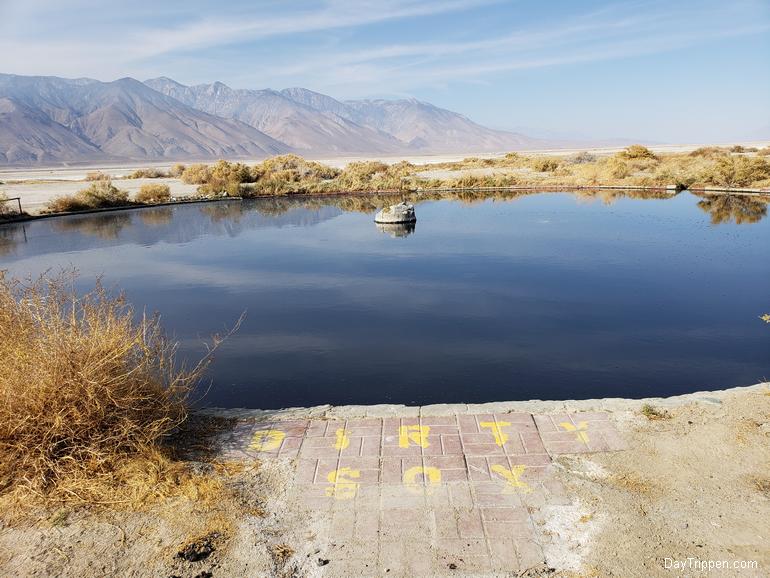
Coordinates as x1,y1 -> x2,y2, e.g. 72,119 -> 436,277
0,74 -> 288,165
1,73 -> 551,165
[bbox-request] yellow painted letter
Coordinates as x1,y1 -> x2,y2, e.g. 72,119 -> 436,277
399,425 -> 431,448
403,466 -> 442,494
491,464 -> 532,494
325,467 -> 360,500
249,429 -> 285,451
559,421 -> 589,443
334,428 -> 350,450
479,421 -> 511,446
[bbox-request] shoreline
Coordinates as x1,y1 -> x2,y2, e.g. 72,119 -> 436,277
197,380 -> 770,421
2,184 -> 768,227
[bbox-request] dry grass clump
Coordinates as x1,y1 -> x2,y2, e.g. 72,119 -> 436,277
85,171 -> 110,181
641,404 -> 670,420
689,146 -> 728,158
135,183 -> 171,204
0,192 -> 19,218
169,163 -> 187,177
618,144 -> 658,160
46,181 -> 130,213
128,168 -> 170,179
530,157 -> 561,172
0,272 -> 210,505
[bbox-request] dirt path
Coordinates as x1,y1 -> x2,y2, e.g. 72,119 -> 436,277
1,383 -> 768,577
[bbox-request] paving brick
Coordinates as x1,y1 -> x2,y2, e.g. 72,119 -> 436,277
481,506 -> 529,522
462,432 -> 498,445
456,509 -> 485,538
420,415 -> 458,426
382,444 -> 421,457
457,414 -> 480,433
532,414 -> 559,433
440,434 -> 464,455
521,431 -> 548,454
466,457 -> 491,481
424,455 -> 466,470
420,435 -> 445,456
484,520 -> 533,538
494,412 -> 536,425
380,458 -> 404,485
463,443 -> 505,456
304,421 -> 329,437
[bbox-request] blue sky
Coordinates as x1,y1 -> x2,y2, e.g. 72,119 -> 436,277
1,0 -> 768,141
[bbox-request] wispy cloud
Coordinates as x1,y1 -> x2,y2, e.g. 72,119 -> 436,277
0,0 -> 501,78
239,1 -> 769,95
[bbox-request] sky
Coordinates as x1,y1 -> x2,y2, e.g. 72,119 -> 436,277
0,0 -> 768,142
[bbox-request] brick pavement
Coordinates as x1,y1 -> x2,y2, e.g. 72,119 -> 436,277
217,412 -> 626,575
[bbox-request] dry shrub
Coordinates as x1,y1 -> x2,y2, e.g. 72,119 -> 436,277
689,146 -> 727,158
129,168 -> 169,179
46,181 -> 130,213
618,144 -> 657,160
530,157 -> 561,172
85,171 -> 110,181
181,163 -> 212,185
0,192 -> 15,217
699,156 -> 770,188
136,183 -> 171,204
0,272 -> 211,505
169,163 -> 187,178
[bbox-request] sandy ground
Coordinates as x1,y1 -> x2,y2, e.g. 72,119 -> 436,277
0,177 -> 199,215
1,383 -> 768,577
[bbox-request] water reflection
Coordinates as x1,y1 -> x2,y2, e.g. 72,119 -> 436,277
376,221 -> 416,237
696,194 -> 769,225
138,207 -> 174,227
53,212 -> 133,240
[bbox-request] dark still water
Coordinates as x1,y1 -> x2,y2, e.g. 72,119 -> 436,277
1,191 -> 768,408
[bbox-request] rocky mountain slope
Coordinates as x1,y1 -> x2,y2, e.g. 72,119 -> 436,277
0,74 -> 288,165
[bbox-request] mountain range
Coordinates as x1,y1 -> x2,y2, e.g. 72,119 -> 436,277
0,73 -> 551,166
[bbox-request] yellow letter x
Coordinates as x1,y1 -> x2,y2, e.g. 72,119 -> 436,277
399,425 -> 430,448
559,421 -> 589,443
491,464 -> 532,494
